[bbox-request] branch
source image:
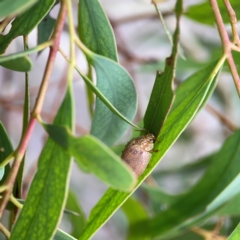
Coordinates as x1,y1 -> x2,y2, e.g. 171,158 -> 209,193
209,0 -> 240,95
0,0 -> 67,219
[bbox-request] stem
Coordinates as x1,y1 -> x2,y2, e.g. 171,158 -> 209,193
206,104 -> 238,132
209,0 -> 240,95
0,40 -> 53,63
209,0 -> 230,54
0,15 -> 16,33
10,195 -> 23,209
0,222 -> 10,239
223,0 -> 240,46
66,0 -> 76,87
0,1 -> 67,219
0,152 -> 14,168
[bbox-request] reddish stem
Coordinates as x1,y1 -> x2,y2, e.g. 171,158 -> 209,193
0,1 -> 67,219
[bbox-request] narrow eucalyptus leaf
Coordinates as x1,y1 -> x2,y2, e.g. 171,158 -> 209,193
10,87 -> 74,240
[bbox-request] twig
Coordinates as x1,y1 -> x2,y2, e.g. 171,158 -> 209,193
209,0 -> 240,95
223,0 -> 240,46
205,104 -> 238,132
0,15 -> 16,33
0,0 -> 67,219
0,222 -> 10,239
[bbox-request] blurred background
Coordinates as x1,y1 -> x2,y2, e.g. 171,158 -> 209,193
0,0 -> 239,239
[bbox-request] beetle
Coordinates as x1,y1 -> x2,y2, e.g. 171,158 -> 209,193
121,133 -> 155,177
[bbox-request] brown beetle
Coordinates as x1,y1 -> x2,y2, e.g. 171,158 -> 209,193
121,133 -> 155,177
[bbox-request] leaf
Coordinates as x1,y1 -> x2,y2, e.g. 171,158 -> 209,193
218,193 -> 240,216
53,229 -> 77,240
141,184 -> 180,205
130,130 -> 240,239
66,190 -> 86,238
78,56 -> 222,240
0,122 -> 12,183
75,67 -> 140,131
89,54 -> 138,146
185,0 -> 240,25
10,87 -> 73,240
43,124 -> 136,191
38,14 -> 56,45
121,198 -> 149,240
78,0 -> 118,61
228,223 -> 240,240
0,56 -> 32,72
171,60 -> 220,112
0,0 -> 37,18
143,0 -> 181,135
0,0 -> 55,54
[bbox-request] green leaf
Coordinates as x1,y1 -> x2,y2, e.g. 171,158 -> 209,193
89,54 -> 138,145
130,130 -> 240,238
141,184 -> 180,205
54,229 -> 77,240
185,0 -> 240,25
0,56 -> 32,72
43,124 -> 136,191
78,57 -> 222,240
171,60 -> 220,112
228,223 -> 240,240
78,0 -> 118,61
76,67 -> 139,131
143,0 -> 180,135
66,190 -> 86,238
121,198 -> 149,240
0,0 -> 55,54
0,122 -> 12,183
0,0 -> 37,18
38,14 -> 55,45
218,193 -> 240,216
10,87 -> 73,240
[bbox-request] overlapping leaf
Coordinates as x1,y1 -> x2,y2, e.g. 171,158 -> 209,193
0,0 -> 55,54
10,87 -> 73,240
143,0 -> 181,136
77,0 -> 136,145
78,58 -> 222,240
130,130 -> 240,239
44,124 -> 136,191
